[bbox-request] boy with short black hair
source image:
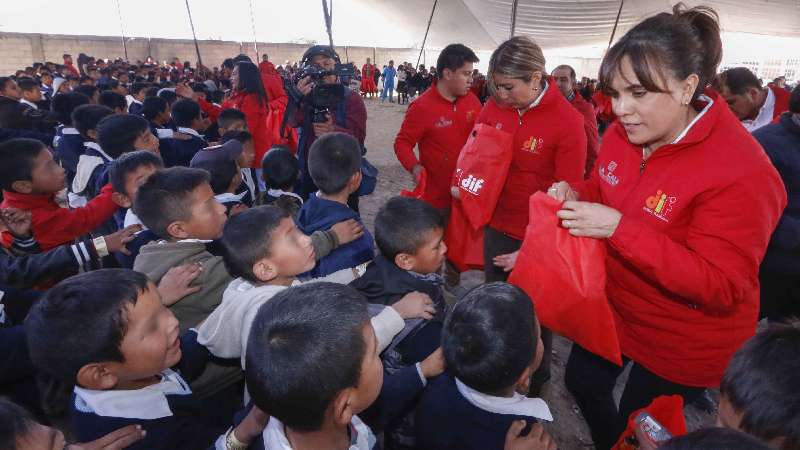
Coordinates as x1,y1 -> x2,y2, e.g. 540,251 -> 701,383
52,91 -> 91,184
98,90 -> 127,114
128,82 -> 148,115
16,78 -> 44,110
260,145 -> 302,215
221,130 -> 258,206
191,159 -> 246,215
718,323 -> 800,449
217,108 -> 247,136
70,104 -> 114,204
0,138 -> 119,251
416,282 -> 553,450
166,98 -> 207,167
142,95 -> 174,136
297,132 -> 374,279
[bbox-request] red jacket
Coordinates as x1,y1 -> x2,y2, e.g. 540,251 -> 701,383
259,61 -> 288,111
222,92 -> 271,168
1,184 -> 119,251
769,85 -> 791,121
570,92 -> 600,178
593,90 -> 616,123
575,92 -> 786,387
394,85 -> 482,208
477,82 -> 587,239
197,98 -> 221,124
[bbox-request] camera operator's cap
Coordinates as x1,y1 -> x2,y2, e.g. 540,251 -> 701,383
190,140 -> 243,167
302,45 -> 340,64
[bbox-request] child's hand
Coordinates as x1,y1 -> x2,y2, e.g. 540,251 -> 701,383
331,219 -> 364,245
233,405 -> 270,446
230,203 -> 249,216
419,347 -> 445,378
67,424 -> 146,450
493,251 -> 519,273
504,421 -> 557,450
0,208 -> 33,238
158,263 -> 203,306
392,291 -> 436,320
103,225 -> 142,255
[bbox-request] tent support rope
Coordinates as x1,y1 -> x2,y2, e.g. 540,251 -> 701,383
416,0 -> 438,68
608,0 -> 624,48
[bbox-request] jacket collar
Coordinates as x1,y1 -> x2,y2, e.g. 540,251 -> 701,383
177,127 -> 203,138
455,377 -> 553,422
1,189 -> 56,209
84,141 -> 114,161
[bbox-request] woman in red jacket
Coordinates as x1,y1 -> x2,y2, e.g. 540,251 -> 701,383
478,36 -> 587,394
544,6 -> 786,449
222,62 -> 271,170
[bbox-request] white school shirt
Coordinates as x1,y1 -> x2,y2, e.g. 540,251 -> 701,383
742,88 -> 776,133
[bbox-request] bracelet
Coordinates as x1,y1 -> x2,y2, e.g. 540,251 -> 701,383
92,236 -> 109,258
225,428 -> 249,450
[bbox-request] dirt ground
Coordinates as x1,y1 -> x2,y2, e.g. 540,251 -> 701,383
358,98 -> 718,449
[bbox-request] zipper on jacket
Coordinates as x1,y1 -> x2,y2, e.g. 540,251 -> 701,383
640,160 -> 647,173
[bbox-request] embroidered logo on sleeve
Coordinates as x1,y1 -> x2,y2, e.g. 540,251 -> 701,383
460,174 -> 485,195
643,189 -> 677,223
435,117 -> 453,128
466,110 -> 476,122
599,161 -> 620,186
522,136 -> 543,154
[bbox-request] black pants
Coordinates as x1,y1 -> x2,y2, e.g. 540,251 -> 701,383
565,344 -> 705,450
759,269 -> 800,322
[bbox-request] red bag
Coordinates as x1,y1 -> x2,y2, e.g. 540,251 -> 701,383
400,168 -> 427,199
453,124 -> 513,230
508,192 -> 622,365
445,201 -> 485,273
612,395 -> 687,450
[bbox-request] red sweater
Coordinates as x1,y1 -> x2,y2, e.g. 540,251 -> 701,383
570,92 -> 600,178
1,184 -> 119,251
770,85 -> 791,121
394,85 -> 482,208
575,92 -> 786,387
477,81 -> 587,239
222,92 -> 271,168
259,61 -> 288,111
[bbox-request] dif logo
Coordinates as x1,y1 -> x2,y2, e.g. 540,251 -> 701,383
460,174 -> 485,195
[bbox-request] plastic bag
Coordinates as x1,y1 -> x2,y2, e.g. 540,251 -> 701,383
445,201 -> 485,273
400,168 -> 427,199
452,123 -> 513,229
612,395 -> 687,450
508,192 -> 622,365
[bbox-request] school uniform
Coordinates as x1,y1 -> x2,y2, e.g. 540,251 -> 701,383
416,373 -> 552,450
161,127 -> 207,167
260,188 -> 303,216
214,192 -> 247,215
128,98 -> 143,116
53,125 -> 85,185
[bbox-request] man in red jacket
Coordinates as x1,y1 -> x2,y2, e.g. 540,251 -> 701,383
553,65 -> 600,178
394,44 -> 482,211
714,67 -> 791,133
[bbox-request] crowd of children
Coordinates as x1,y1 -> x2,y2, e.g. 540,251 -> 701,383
0,10 -> 799,450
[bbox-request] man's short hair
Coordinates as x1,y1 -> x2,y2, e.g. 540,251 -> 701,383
97,114 -> 151,158
246,283 -> 369,432
715,67 -> 762,95
307,132 -> 361,195
261,146 -> 298,191
436,44 -> 479,76
142,96 -> 169,121
218,108 -> 247,130
108,150 -> 164,194
443,282 -> 539,394
170,99 -> 202,127
553,64 -> 577,81
51,92 -> 91,125
133,167 -> 211,239
98,91 -> 127,111
374,196 -> 444,260
71,104 -> 114,138
191,159 -> 239,195
0,138 -> 47,191
221,205 -> 291,283
24,269 -> 150,382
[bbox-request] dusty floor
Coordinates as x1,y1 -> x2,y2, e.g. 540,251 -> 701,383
358,97 -> 718,449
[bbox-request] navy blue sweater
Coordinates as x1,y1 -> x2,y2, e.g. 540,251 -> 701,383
161,135 -> 206,168
54,127 -> 85,185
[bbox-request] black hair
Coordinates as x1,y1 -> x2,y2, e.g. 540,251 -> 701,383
106,78 -> 121,90
98,91 -> 127,111
142,96 -> 169,121
192,159 -> 239,195
436,44 -> 479,77
0,138 -> 47,191
157,89 -> 178,106
307,132 -> 361,195
261,146 -> 298,191
73,84 -> 98,100
0,399 -> 36,450
553,64 -> 577,81
221,130 -> 253,145
660,428 -> 772,450
71,104 -> 114,139
133,167 -> 211,239
714,67 -> 762,95
599,4 -> 722,101
218,108 -> 247,130
144,86 -> 160,98
233,62 -> 268,106
170,99 -> 201,127
16,78 -> 39,93
96,114 -> 151,158
51,92 -> 90,125
232,54 -> 253,64
130,82 -> 149,96
0,77 -> 13,92
221,205 -> 291,282
443,282 -> 539,394
222,58 -> 235,70
24,269 -> 150,382
790,84 -> 800,114
191,83 -> 207,94
108,150 -> 164,194
720,323 -> 800,450
245,283 -> 369,431
375,196 -> 444,260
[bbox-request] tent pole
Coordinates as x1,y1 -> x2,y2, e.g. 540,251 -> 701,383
416,0 -> 438,68
114,0 -> 128,61
248,0 -> 259,59
184,0 -> 203,66
322,0 -> 335,49
608,0 -> 624,48
510,0 -> 520,37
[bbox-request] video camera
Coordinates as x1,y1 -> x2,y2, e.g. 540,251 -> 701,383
309,83 -> 345,123
293,62 -> 356,84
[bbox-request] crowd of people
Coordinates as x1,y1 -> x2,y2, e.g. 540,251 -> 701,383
0,3 -> 798,450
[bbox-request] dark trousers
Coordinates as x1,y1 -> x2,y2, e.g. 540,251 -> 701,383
759,269 -> 800,322
565,344 -> 705,450
483,226 -> 553,390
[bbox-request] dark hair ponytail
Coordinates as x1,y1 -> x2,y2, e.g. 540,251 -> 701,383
599,3 -> 722,100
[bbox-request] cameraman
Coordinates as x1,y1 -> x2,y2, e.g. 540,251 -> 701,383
287,45 -> 367,202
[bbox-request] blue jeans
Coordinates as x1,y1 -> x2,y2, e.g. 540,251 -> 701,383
381,82 -> 394,102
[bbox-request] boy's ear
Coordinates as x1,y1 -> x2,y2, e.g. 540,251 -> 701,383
252,258 -> 278,283
347,170 -> 362,192
514,365 -> 534,396
394,252 -> 416,271
87,129 -> 98,141
10,180 -> 34,194
166,221 -> 191,240
76,362 -> 119,390
330,389 -> 356,428
111,192 -> 132,208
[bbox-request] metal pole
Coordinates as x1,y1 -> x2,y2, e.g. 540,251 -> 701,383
248,0 -> 259,59
115,0 -> 128,61
510,0 -> 520,37
322,0 -> 334,49
184,0 -> 203,66
608,0 -> 624,48
416,0 -> 438,67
